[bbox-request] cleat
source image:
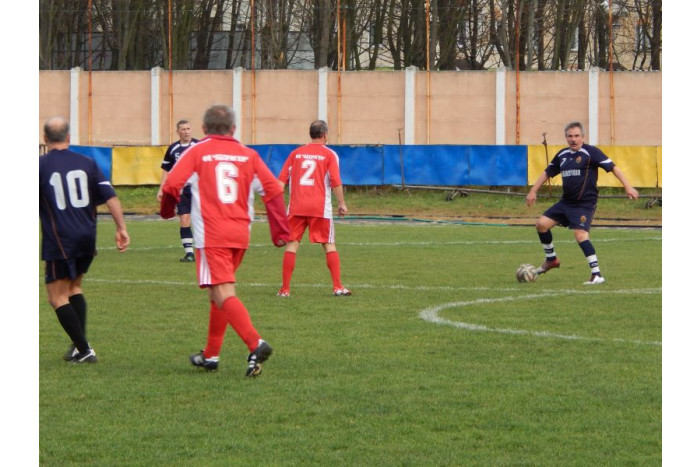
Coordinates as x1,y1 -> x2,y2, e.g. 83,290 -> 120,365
277,289 -> 290,298
63,344 -> 79,361
583,274 -> 606,285
535,258 -> 560,275
246,340 -> 272,377
180,253 -> 195,263
71,348 -> 97,364
190,351 -> 219,371
333,287 -> 352,296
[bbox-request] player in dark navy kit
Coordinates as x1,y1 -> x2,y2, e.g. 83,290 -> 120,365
39,116 -> 130,363
157,120 -> 199,262
526,122 -> 639,285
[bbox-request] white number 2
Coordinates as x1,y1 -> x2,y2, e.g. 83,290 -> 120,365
300,159 -> 316,186
49,170 -> 90,210
216,162 -> 239,203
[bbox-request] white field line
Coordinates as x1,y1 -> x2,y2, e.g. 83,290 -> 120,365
100,235 -> 661,252
85,276 -> 660,346
419,289 -> 662,347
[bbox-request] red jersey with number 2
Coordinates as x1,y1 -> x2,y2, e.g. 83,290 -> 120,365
278,143 -> 342,219
162,134 -> 283,249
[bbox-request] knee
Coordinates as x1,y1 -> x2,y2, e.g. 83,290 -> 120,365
574,230 -> 590,243
535,219 -> 549,233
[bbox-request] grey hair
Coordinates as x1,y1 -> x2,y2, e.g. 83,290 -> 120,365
203,105 -> 235,135
564,121 -> 585,135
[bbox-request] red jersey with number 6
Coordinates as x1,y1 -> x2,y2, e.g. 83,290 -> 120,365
278,143 -> 342,219
162,134 -> 283,249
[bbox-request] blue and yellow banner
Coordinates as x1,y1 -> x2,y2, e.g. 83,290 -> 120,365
69,144 -> 662,188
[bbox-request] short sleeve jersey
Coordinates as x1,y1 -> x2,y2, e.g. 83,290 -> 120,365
278,143 -> 342,219
39,149 -> 117,260
161,134 -> 283,249
161,139 -> 199,172
546,143 -> 615,204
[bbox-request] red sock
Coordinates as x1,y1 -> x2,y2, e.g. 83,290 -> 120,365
220,296 -> 260,352
203,302 -> 227,358
326,251 -> 343,289
281,251 -> 296,290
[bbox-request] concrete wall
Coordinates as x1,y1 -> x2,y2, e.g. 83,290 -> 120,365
39,68 -> 661,147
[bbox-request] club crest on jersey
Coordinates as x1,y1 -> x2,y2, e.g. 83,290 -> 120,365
576,156 -> 582,164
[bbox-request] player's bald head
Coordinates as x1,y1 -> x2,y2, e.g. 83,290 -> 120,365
44,116 -> 70,143
309,120 -> 328,139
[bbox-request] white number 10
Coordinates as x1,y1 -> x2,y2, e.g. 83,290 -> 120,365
49,170 -> 90,210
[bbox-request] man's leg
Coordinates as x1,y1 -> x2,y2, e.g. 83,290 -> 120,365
323,243 -> 350,295
46,278 -> 91,356
179,214 -> 194,261
279,241 -> 300,296
209,283 -> 271,376
575,229 -> 605,284
535,215 -> 561,274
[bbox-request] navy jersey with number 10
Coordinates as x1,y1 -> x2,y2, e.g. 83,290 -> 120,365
39,149 -> 118,261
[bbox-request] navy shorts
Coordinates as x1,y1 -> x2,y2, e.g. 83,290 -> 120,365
543,200 -> 596,232
44,256 -> 94,284
177,185 -> 192,216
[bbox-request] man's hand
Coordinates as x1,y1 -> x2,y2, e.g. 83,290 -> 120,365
337,203 -> 348,217
525,191 -> 537,208
115,228 -> 130,252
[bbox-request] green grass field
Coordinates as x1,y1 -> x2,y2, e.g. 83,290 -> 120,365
39,219 -> 661,465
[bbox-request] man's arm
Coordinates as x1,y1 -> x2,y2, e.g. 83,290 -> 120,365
525,172 -> 550,207
156,169 -> 168,202
612,166 -> 639,200
332,185 -> 348,217
105,196 -> 130,251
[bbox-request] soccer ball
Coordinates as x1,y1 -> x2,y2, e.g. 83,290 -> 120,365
516,264 -> 538,283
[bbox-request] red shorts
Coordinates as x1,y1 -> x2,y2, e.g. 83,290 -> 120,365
289,215 -> 335,244
196,247 -> 246,287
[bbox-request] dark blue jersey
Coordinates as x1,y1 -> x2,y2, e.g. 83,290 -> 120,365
545,143 -> 615,204
39,149 -> 117,261
160,139 -> 199,172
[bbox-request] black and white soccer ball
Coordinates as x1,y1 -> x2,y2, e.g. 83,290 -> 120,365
516,263 -> 538,283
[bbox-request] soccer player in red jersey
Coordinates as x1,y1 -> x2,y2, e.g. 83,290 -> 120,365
160,105 -> 290,376
277,120 -> 351,297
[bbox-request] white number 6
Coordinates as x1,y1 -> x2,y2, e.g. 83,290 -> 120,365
216,162 -> 239,204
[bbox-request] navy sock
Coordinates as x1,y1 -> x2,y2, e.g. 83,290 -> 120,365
54,304 -> 89,353
69,294 -> 87,335
180,227 -> 194,254
538,230 -> 556,260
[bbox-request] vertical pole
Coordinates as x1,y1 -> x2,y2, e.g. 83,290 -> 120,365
318,67 -> 328,122
588,67 -> 600,145
168,0 -> 173,143
336,1 -> 342,143
404,66 -> 416,145
251,0 -> 257,143
87,0 -> 93,145
515,0 -> 521,144
425,0 -> 431,144
151,67 -> 161,146
608,5 -> 615,144
70,67 -> 81,145
233,67 -> 243,141
495,67 -> 506,145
